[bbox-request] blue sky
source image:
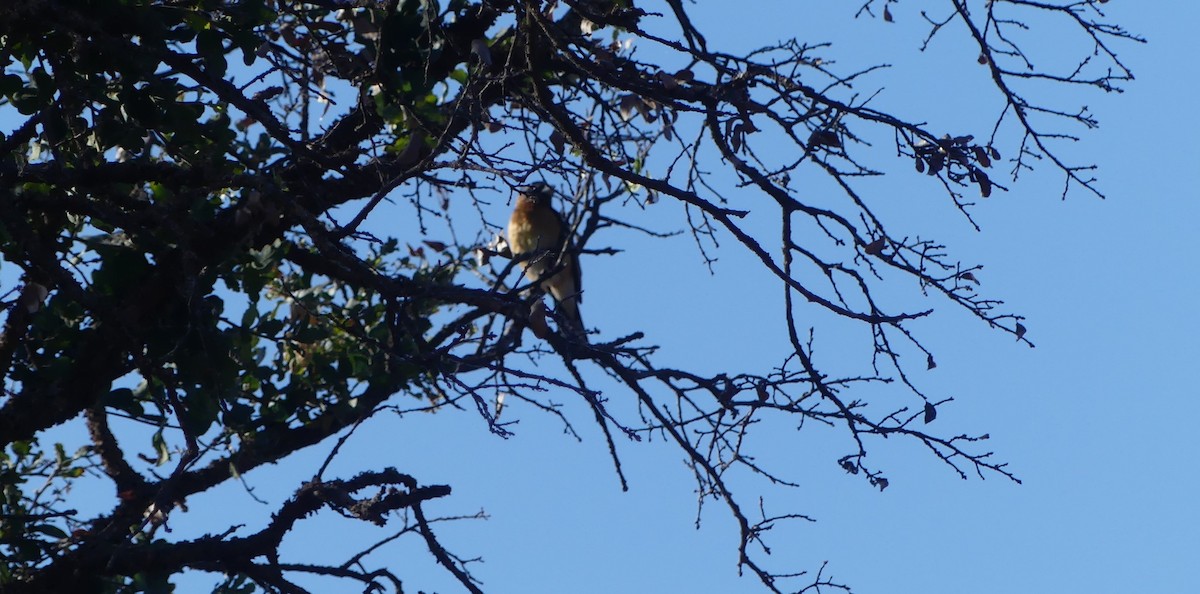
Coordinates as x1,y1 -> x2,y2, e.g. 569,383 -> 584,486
6,2 -> 1199,593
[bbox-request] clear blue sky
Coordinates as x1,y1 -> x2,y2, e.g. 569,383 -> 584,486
9,3 -> 1199,593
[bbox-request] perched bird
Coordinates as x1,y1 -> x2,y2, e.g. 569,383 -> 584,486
507,182 -> 584,333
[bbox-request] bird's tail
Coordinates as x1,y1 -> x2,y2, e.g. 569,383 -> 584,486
556,296 -> 586,339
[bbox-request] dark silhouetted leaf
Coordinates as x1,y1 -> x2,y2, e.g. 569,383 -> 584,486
977,168 -> 993,197
972,146 -> 992,168
808,128 -> 841,148
549,129 -> 566,154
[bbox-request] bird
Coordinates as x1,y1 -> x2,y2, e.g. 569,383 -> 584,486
507,182 -> 584,334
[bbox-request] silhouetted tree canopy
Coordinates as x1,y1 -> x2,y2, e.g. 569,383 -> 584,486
0,1 -> 1139,592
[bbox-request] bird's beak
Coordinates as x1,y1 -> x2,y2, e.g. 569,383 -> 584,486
515,184 -> 538,195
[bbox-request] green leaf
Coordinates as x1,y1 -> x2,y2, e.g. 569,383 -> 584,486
132,570 -> 174,594
30,67 -> 55,99
293,324 -> 331,343
183,395 -> 219,436
196,28 -> 229,78
105,387 -> 144,418
258,318 -> 285,337
240,305 -> 258,327
11,441 -> 31,458
0,73 -> 23,97
222,402 -> 253,427
151,430 -> 170,466
91,247 -> 152,297
29,523 -> 68,539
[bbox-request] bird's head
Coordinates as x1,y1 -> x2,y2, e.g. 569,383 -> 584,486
516,182 -> 554,207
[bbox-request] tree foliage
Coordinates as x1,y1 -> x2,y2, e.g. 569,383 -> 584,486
0,0 -> 1139,592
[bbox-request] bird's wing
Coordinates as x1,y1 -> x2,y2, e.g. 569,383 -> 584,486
556,208 -> 582,303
